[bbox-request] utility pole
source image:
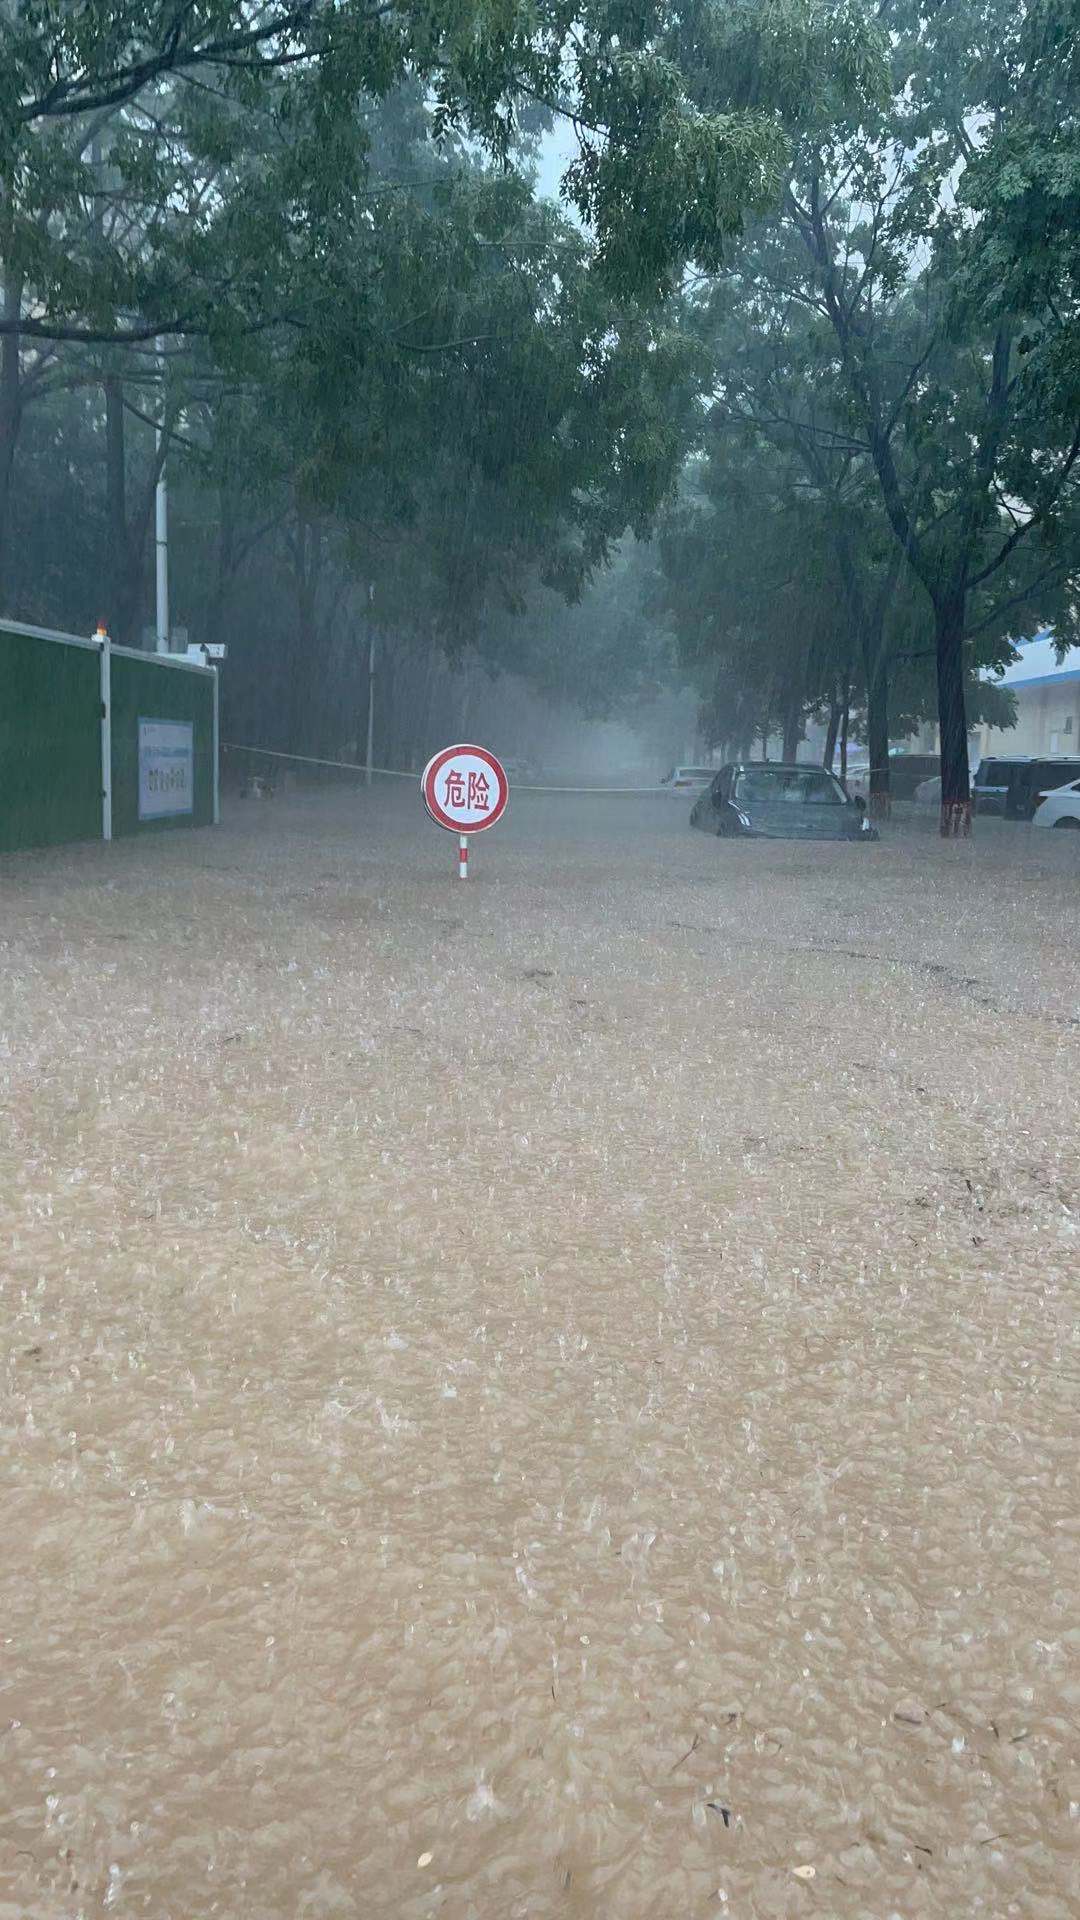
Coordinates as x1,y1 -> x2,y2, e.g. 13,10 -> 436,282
155,337 -> 169,652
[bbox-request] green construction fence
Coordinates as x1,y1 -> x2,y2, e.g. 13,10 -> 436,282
1,618 -> 219,854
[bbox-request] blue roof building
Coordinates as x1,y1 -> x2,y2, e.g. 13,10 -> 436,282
977,631 -> 1080,760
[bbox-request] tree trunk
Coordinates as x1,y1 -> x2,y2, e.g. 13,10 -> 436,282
866,659 -> 891,821
355,620 -> 373,767
823,686 -> 841,771
293,578 -> 318,753
459,651 -> 472,735
854,590 -> 893,820
936,589 -> 971,835
207,486 -> 236,652
422,638 -> 443,766
782,699 -> 803,764
840,684 -> 850,786
104,373 -> 128,639
0,266 -> 24,609
286,514 -> 323,754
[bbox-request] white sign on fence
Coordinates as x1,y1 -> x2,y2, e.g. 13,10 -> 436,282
138,718 -> 194,820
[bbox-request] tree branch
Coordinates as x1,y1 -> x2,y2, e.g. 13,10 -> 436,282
965,559 -> 1073,639
20,5 -> 322,124
883,339 -> 937,439
969,414 -> 1080,589
121,395 -> 204,452
0,314 -> 201,343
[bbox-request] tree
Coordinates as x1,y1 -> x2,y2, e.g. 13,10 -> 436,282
655,429 -> 856,762
132,95 -> 710,757
682,269 -> 908,808
1,0 -> 887,742
961,0 -> 1080,393
476,540 -> 676,720
2,1 -> 885,340
724,0 -> 1080,829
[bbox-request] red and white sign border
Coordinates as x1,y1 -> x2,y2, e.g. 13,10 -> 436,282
420,743 -> 509,834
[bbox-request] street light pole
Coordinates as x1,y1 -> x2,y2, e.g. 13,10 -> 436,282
155,337 -> 169,652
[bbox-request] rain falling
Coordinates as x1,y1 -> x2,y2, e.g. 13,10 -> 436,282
3,5 -> 1080,1918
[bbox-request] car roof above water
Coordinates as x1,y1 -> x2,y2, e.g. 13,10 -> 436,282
977,755 -> 1080,770
727,761 -> 828,773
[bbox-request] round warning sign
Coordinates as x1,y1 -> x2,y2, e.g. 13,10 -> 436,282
420,744 -> 509,833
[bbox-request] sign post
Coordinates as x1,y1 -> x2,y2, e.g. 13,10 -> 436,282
96,624 -> 112,843
421,744 -> 509,879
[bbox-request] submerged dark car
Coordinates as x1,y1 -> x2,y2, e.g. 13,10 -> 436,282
972,755 -> 1080,820
690,762 -> 879,841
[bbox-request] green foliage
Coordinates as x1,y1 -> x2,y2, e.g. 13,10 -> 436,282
958,0 -> 1080,417
12,0 -> 1004,775
475,540 -> 675,718
655,0 -> 1080,796
2,0 -> 888,338
656,428 -> 857,751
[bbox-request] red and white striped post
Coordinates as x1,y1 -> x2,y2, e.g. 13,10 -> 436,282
458,833 -> 468,880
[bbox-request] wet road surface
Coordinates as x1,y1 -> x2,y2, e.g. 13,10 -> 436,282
2,789 -> 1079,1918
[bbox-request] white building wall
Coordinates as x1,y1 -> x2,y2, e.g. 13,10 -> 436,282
976,677 -> 1080,759
896,635 -> 1080,761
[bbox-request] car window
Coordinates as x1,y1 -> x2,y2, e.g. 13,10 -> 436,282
734,767 -> 845,807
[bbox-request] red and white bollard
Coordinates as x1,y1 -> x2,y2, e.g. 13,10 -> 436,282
458,833 -> 468,880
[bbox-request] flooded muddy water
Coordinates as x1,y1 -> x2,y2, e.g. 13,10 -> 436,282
2,791 -> 1079,1918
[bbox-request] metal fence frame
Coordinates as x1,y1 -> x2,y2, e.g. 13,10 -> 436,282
1,617 -> 219,852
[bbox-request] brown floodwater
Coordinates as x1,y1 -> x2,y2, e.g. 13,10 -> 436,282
2,790 -> 1079,1919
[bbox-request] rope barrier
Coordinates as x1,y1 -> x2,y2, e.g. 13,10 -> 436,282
222,741 -> 671,794
224,742 -> 895,793
224,742 -> 415,779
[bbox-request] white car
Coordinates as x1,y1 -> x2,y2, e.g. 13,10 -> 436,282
661,765 -> 715,796
1032,777 -> 1080,828
914,774 -> 941,809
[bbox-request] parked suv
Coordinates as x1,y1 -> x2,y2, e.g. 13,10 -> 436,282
973,756 -> 1080,819
972,757 -> 1025,816
882,753 -> 940,800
